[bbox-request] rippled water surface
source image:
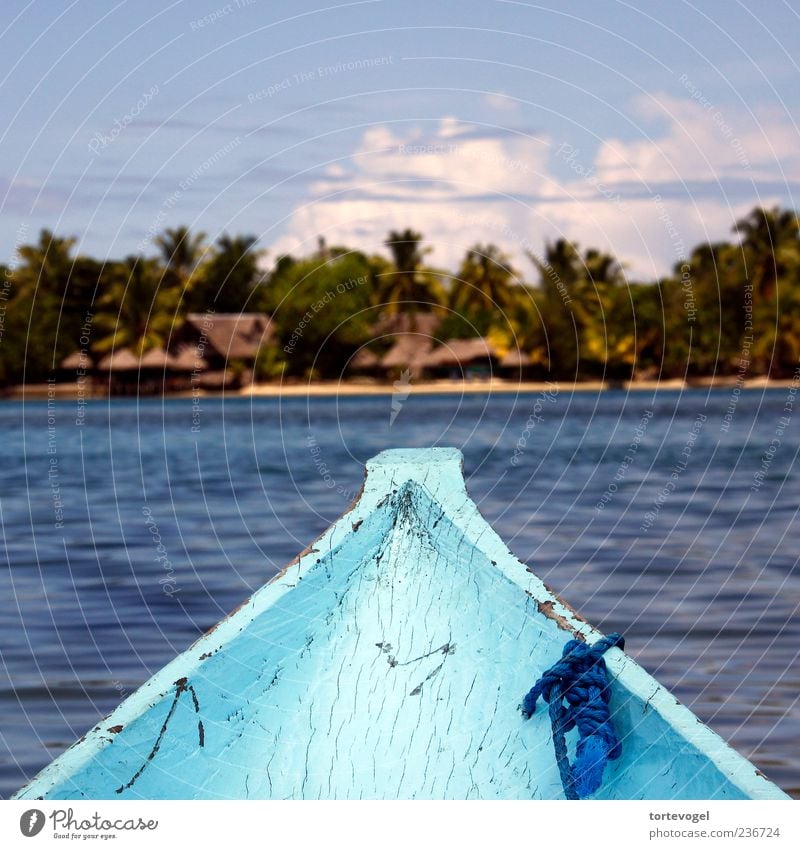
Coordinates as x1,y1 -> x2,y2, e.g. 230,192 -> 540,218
1,389 -> 798,797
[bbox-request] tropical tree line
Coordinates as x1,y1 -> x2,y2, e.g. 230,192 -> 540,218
1,206 -> 799,386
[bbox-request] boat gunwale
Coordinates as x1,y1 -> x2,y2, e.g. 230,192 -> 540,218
13,447 -> 790,800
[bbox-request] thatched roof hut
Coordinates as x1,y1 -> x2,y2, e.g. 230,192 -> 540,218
139,347 -> 177,370
422,338 -> 497,369
181,313 -> 274,362
499,348 -> 532,368
60,350 -> 90,370
192,369 -> 237,389
382,334 -> 435,371
97,348 -> 140,371
350,347 -> 382,370
169,344 -> 208,372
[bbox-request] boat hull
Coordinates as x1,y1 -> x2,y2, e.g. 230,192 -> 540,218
14,449 -> 789,800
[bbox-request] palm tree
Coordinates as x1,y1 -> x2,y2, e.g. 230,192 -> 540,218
578,249 -> 630,376
583,248 -> 625,289
190,233 -> 262,313
527,239 -> 583,302
734,206 -> 800,299
453,244 -> 517,309
448,243 -> 518,337
13,229 -> 76,300
385,229 -> 428,277
379,229 -> 442,315
525,240 -> 586,376
155,226 -> 206,277
94,256 -> 180,354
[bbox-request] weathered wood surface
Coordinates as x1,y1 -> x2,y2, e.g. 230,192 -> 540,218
15,448 -> 788,799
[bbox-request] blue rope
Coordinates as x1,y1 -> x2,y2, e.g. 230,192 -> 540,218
520,633 -> 625,799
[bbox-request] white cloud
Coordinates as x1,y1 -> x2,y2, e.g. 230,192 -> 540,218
594,93 -> 800,185
483,92 -> 519,112
270,101 -> 800,279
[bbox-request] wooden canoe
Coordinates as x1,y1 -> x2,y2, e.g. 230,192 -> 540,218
14,448 -> 789,800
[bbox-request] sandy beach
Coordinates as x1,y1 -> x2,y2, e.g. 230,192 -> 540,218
7,375 -> 794,400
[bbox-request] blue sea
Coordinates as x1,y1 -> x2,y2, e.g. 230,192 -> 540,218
1,388 -> 798,797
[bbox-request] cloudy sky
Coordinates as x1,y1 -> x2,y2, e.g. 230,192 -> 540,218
2,0 -> 799,278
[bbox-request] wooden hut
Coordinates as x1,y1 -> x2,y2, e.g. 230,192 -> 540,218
170,313 -> 274,388
421,337 -> 498,379
498,347 -> 536,380
96,348 -> 140,395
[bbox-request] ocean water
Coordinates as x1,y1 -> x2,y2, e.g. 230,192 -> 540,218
1,388 -> 798,798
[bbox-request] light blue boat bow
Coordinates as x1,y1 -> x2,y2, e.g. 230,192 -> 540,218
14,448 -> 789,800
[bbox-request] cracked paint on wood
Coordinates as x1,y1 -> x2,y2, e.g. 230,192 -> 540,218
14,448 -> 789,800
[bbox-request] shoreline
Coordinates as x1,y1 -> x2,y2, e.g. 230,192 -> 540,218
4,375 -> 795,400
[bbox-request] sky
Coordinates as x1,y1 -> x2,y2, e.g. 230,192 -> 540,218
1,0 -> 799,279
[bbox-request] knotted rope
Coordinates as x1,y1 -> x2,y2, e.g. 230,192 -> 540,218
520,633 -> 625,799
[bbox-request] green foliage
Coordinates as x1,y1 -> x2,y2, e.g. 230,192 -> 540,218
448,244 -> 518,336
93,256 -> 181,355
379,229 -> 444,312
188,233 -> 262,313
264,251 -> 375,377
2,207 -> 800,388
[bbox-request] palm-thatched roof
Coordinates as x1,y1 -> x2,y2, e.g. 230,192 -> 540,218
421,338 -> 497,368
139,347 -> 177,369
183,313 -> 273,360
97,348 -> 140,371
499,348 -> 532,368
382,334 -> 435,369
169,344 -> 208,372
350,347 -> 382,369
60,350 -> 90,370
